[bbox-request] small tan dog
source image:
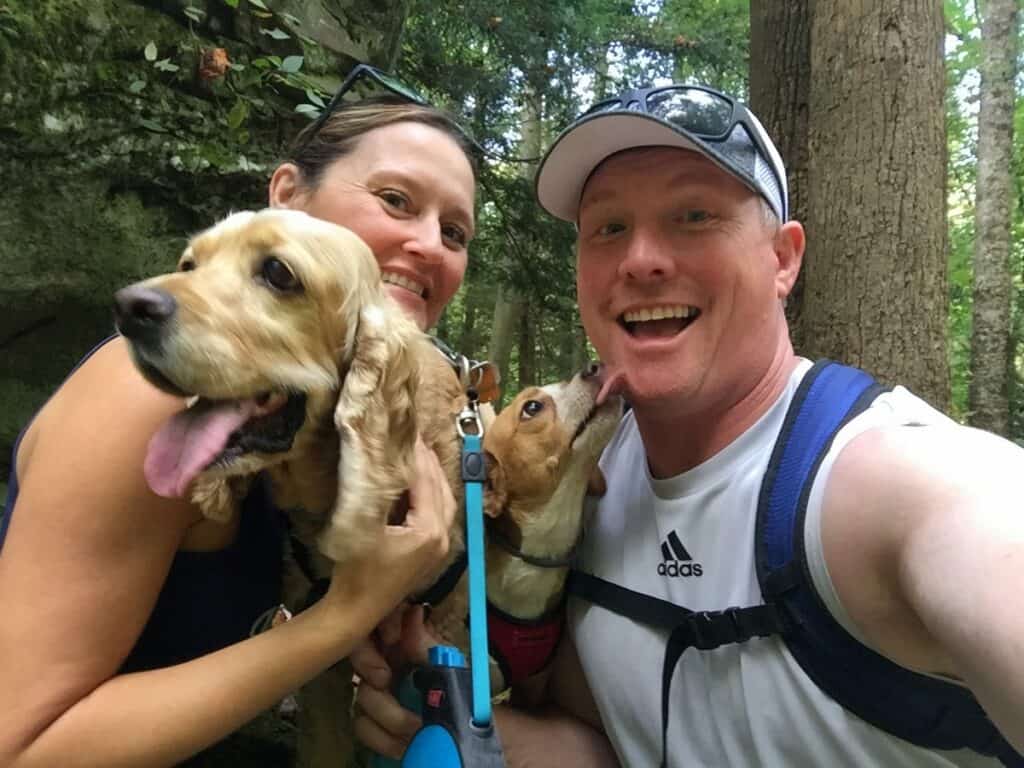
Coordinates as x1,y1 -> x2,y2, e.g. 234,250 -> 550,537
113,208 -> 621,766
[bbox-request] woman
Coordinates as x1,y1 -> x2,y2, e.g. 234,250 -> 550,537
0,73 -> 478,767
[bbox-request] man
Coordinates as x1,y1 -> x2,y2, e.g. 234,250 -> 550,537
353,84 -> 1024,767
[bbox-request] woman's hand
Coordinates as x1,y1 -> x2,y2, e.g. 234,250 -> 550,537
350,604 -> 443,759
323,438 -> 456,626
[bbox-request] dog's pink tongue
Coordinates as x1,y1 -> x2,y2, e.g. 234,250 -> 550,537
596,369 -> 627,406
144,400 -> 257,499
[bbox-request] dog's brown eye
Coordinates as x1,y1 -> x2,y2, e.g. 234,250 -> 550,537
520,400 -> 544,420
261,257 -> 302,292
179,259 -> 196,272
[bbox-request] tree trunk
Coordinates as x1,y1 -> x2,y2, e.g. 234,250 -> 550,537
804,0 -> 949,409
748,0 -> 811,351
487,84 -> 542,388
488,284 -> 524,391
519,303 -> 536,389
968,0 -> 1019,436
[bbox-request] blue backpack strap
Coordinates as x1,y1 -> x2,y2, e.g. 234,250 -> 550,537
757,359 -> 1023,766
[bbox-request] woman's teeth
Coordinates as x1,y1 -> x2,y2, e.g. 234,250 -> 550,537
382,272 -> 426,297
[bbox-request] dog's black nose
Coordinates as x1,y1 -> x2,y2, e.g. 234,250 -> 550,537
113,286 -> 177,341
581,361 -> 602,380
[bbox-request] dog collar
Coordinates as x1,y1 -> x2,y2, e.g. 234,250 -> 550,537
412,552 -> 468,606
487,525 -> 579,569
430,336 -> 501,404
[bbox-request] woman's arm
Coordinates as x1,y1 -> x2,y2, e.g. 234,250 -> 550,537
0,339 -> 453,768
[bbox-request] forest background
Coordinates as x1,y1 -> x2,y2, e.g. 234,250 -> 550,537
0,0 -> 1021,764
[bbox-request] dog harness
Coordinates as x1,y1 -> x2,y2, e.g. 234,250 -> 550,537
568,361 -> 1023,768
486,601 -> 564,687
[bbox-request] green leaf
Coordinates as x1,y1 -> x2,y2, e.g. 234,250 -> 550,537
280,55 -> 303,73
223,0 -> 239,6
248,0 -> 269,9
261,27 -> 290,40
281,12 -> 302,26
154,58 -> 180,72
144,41 -> 157,61
227,98 -> 249,129
138,118 -> 167,133
305,88 -> 325,108
295,103 -> 321,118
128,79 -> 147,93
184,6 -> 205,22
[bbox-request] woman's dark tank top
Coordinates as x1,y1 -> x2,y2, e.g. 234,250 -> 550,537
1,337 -> 285,671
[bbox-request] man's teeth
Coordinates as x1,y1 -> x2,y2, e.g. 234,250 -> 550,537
382,272 -> 426,297
621,305 -> 698,323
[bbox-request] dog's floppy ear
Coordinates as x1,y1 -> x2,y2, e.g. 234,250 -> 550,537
483,451 -> 508,518
319,302 -> 421,563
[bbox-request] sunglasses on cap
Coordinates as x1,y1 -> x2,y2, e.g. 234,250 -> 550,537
583,84 -> 788,221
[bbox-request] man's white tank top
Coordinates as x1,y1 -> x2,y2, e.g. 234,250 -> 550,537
569,360 -> 997,768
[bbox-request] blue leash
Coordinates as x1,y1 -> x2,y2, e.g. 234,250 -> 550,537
460,419 -> 492,726
390,395 -> 505,767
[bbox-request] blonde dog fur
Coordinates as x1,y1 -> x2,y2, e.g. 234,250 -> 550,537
114,208 -> 621,767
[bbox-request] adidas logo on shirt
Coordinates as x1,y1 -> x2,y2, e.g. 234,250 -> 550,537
657,531 -> 704,578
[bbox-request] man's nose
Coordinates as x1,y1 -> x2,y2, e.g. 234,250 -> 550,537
618,229 -> 675,282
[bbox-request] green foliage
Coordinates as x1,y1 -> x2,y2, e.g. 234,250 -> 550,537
944,0 -> 1024,434
394,0 -> 749,388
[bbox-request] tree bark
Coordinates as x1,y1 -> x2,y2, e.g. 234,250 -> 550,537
488,84 -> 542,389
519,303 -> 536,389
804,0 -> 949,409
968,0 -> 1019,436
749,0 -> 811,350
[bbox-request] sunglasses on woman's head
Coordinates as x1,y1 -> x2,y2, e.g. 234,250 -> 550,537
296,64 -> 429,149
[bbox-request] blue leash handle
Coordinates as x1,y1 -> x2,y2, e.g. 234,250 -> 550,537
462,432 -> 492,726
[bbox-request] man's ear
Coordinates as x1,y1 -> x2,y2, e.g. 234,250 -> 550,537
268,163 -> 305,209
483,452 -> 507,518
774,220 -> 805,300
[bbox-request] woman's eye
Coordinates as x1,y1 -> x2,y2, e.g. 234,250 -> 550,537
260,257 -> 302,292
179,258 -> 196,272
595,221 -> 626,237
520,400 -> 545,420
442,223 -> 468,248
378,190 -> 410,211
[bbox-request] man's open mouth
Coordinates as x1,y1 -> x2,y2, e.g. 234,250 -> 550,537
618,305 -> 700,338
139,365 -> 308,499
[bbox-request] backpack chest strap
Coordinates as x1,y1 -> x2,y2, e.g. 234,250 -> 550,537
567,570 -> 789,768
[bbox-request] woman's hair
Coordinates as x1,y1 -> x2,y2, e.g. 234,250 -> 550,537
285,95 -> 479,189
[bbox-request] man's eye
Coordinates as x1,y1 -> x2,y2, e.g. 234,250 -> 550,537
378,190 -> 410,211
442,223 -> 468,248
520,400 -> 545,420
682,209 -> 711,223
260,257 -> 302,292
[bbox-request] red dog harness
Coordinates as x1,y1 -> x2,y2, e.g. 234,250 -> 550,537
486,601 -> 564,687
